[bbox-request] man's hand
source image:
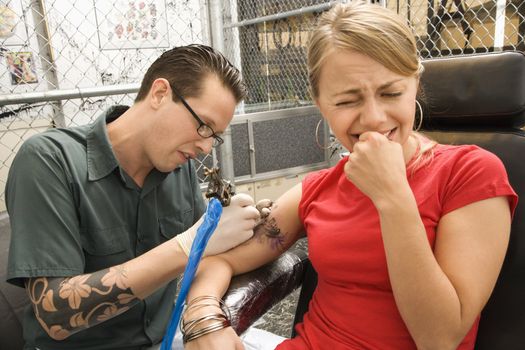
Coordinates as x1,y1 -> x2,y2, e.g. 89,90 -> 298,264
176,194 -> 260,256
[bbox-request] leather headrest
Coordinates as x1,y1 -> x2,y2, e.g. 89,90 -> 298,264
420,51 -> 525,129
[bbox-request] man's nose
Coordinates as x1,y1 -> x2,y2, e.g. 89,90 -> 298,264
195,137 -> 214,155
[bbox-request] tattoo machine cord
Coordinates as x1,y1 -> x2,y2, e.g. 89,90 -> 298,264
161,167 -> 232,350
161,198 -> 222,350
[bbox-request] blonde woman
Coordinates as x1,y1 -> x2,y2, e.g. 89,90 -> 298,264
182,2 -> 517,349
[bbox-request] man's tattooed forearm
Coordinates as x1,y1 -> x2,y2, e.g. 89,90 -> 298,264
26,265 -> 138,340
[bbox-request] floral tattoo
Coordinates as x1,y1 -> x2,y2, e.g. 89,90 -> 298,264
26,265 -> 138,340
254,203 -> 286,251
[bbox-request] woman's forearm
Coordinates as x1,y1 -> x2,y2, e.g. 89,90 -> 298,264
187,256 -> 234,301
378,195 -> 463,350
183,184 -> 305,347
182,256 -> 244,350
377,191 -> 510,350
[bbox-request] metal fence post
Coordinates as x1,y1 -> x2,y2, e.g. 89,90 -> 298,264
30,0 -> 65,127
494,0 -> 507,51
209,0 -> 236,183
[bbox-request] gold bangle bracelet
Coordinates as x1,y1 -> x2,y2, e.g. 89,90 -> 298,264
184,295 -> 232,321
183,319 -> 231,343
182,313 -> 228,334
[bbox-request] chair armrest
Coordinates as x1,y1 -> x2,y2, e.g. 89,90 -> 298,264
223,242 -> 308,334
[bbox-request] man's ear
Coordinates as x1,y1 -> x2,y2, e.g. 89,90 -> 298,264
149,78 -> 171,109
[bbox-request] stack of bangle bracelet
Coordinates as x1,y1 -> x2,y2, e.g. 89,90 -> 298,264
181,296 -> 232,343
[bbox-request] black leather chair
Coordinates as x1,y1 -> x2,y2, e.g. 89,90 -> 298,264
223,51 -> 525,350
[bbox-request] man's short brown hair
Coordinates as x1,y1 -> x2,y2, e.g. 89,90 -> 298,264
135,44 -> 246,103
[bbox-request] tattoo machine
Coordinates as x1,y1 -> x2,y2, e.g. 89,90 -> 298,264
161,167 -> 233,350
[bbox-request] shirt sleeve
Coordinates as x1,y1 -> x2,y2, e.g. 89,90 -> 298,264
189,159 -> 206,222
6,138 -> 84,287
441,147 -> 518,217
298,161 -> 342,223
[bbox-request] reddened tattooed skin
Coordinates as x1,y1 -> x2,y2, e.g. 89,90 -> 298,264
253,203 -> 286,251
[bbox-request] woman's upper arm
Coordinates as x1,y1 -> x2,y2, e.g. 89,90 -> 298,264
218,182 -> 304,275
434,195 -> 511,327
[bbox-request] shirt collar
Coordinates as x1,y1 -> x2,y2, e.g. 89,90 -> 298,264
86,105 -> 129,181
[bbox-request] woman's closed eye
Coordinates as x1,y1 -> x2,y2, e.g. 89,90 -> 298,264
381,91 -> 402,98
335,100 -> 358,107
334,91 -> 402,106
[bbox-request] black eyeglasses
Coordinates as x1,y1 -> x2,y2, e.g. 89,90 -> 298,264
170,85 -> 224,147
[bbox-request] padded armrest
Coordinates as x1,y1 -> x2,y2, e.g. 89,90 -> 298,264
223,243 -> 308,334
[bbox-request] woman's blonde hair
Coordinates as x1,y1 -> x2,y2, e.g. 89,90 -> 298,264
307,1 -> 423,99
308,1 -> 436,171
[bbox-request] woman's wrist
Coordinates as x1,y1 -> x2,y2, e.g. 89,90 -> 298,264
372,184 -> 416,213
181,296 -> 231,343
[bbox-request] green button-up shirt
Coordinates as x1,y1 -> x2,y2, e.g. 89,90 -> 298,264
6,106 -> 205,350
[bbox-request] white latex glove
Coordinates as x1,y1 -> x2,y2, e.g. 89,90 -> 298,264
253,198 -> 273,232
175,193 -> 260,257
255,198 -> 273,224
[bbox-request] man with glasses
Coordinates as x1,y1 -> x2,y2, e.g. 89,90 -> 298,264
5,44 -> 260,350
171,84 -> 225,148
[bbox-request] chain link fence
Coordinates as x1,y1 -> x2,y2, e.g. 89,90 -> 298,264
224,0 -> 524,112
396,0 -> 524,56
1,0 -> 524,212
0,0 -> 212,211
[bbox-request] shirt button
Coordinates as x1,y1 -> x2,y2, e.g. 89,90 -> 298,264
145,319 -> 151,327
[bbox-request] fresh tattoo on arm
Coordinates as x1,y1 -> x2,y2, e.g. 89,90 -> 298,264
25,265 -> 139,340
253,203 -> 286,251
